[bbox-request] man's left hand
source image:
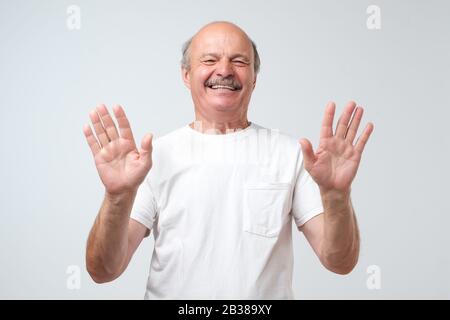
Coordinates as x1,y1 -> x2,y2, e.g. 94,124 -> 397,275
299,101 -> 374,195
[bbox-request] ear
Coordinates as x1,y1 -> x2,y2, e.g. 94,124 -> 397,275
252,74 -> 257,90
181,67 -> 191,89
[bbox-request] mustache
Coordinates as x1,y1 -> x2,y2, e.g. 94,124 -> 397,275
204,77 -> 242,90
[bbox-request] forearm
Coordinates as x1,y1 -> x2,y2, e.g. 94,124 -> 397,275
86,191 -> 136,282
320,189 -> 360,274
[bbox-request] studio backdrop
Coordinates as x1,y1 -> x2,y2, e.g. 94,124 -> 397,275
0,0 -> 449,299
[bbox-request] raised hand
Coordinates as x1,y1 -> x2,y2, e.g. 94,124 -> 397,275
83,104 -> 153,195
299,101 -> 374,193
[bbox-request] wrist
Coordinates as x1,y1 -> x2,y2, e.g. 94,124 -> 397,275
320,188 -> 352,212
320,187 -> 351,200
104,189 -> 137,206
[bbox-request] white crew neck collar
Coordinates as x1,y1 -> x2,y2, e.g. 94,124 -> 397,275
185,122 -> 257,139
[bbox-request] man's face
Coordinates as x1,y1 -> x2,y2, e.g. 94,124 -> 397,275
182,25 -> 256,115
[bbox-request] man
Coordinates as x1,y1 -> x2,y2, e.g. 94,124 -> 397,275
83,21 -> 374,299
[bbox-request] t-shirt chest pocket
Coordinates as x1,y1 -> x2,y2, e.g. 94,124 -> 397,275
243,183 -> 292,237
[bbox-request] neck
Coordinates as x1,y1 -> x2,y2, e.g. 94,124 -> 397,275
190,109 -> 250,134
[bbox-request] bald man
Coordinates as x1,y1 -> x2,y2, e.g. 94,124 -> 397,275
84,21 -> 374,299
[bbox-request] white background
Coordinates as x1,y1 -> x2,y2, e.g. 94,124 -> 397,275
0,0 -> 449,299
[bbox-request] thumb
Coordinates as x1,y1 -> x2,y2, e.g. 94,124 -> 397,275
298,138 -> 316,171
139,133 -> 153,161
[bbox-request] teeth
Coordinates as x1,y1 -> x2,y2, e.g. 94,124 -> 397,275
211,85 -> 235,90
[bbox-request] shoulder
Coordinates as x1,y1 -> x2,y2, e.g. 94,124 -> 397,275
251,122 -> 301,152
153,125 -> 187,144
151,125 -> 189,152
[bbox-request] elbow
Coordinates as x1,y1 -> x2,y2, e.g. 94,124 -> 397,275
88,271 -> 113,284
86,256 -> 121,284
325,262 -> 357,275
86,265 -> 118,284
321,249 -> 359,275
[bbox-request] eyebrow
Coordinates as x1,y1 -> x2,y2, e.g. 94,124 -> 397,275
200,53 -> 220,59
199,53 -> 250,62
230,54 -> 250,61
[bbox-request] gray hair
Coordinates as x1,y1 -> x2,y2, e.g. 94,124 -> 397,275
181,37 -> 261,74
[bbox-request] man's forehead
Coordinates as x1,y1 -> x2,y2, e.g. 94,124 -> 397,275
191,24 -> 253,54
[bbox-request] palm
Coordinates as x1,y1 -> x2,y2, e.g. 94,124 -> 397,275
95,138 -> 151,194
300,101 -> 373,193
84,105 -> 153,195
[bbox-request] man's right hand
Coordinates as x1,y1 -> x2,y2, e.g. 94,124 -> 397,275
83,104 -> 153,196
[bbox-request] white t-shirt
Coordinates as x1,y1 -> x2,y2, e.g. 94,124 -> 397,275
130,122 -> 324,299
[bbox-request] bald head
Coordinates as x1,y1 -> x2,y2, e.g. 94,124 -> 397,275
181,21 -> 260,74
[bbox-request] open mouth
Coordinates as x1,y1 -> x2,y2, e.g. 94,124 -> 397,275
206,84 -> 238,91
204,79 -> 242,91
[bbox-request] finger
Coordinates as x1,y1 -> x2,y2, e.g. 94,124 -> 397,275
139,133 -> 153,165
96,104 -> 119,141
299,138 -> 317,171
89,109 -> 110,147
345,106 -> 364,144
335,101 -> 357,138
113,105 -> 136,142
320,101 -> 336,139
83,124 -> 101,156
355,122 -> 374,154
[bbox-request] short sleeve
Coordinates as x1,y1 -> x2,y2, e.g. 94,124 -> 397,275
291,157 -> 324,227
130,176 -> 158,231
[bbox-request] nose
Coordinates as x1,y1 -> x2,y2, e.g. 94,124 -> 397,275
215,59 -> 234,78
